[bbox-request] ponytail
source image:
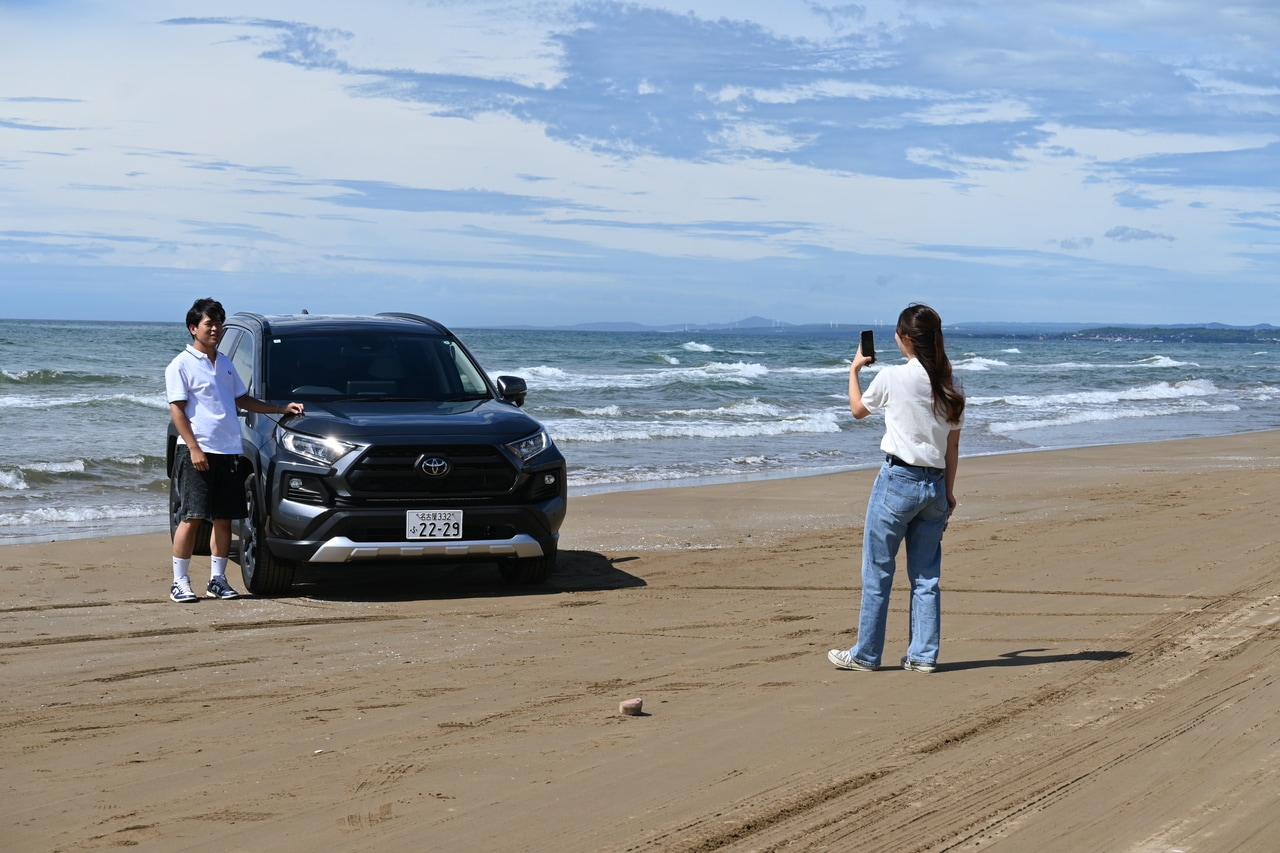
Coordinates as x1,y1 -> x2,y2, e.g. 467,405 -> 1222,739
897,304 -> 965,425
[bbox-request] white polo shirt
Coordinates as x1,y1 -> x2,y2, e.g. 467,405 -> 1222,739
165,345 -> 247,455
862,358 -> 962,469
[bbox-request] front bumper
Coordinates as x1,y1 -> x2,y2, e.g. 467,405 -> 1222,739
306,533 -> 552,563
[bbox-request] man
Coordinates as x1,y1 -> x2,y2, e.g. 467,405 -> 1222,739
165,298 -> 303,602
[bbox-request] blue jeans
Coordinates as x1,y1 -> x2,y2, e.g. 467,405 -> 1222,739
848,462 -> 949,667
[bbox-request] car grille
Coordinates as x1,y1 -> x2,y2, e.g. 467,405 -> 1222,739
346,444 -> 518,497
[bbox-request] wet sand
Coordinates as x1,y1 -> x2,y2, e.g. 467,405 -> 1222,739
2,431 -> 1279,852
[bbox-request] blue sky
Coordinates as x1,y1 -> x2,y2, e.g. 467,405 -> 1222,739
2,1 -> 1278,326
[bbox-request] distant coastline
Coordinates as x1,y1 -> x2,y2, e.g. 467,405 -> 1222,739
477,316 -> 1280,344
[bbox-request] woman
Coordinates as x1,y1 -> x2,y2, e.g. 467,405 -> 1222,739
828,304 -> 964,673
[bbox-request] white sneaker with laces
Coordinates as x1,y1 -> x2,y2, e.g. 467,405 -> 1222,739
170,577 -> 199,603
206,576 -> 241,599
827,649 -> 876,671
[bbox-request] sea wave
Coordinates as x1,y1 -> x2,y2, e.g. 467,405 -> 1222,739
954,356 -> 1009,371
547,408 -> 842,442
0,391 -> 169,410
1034,356 -> 1200,370
680,341 -> 764,355
0,455 -> 165,491
515,361 -> 771,391
989,401 -> 1241,434
0,367 -> 151,386
970,379 -> 1220,409
0,501 -> 163,528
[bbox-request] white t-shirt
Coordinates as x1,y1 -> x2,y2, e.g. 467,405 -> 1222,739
862,358 -> 961,469
165,345 -> 247,456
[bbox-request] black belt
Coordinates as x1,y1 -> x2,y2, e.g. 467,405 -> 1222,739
886,454 -> 942,474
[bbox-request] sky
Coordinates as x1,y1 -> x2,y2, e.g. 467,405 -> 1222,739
2,1 -> 1279,327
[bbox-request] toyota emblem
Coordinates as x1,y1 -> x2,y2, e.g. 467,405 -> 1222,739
417,455 -> 451,477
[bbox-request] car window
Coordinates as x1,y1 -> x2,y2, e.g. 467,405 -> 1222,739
218,327 -> 242,357
228,331 -> 255,396
266,332 -> 491,401
442,340 -> 489,394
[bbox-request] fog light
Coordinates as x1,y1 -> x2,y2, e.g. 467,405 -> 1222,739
543,474 -> 556,485
289,477 -> 304,490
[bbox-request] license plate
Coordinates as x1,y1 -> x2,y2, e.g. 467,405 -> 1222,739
406,510 -> 463,539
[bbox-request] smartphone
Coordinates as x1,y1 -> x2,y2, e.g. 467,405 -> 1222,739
860,329 -> 876,363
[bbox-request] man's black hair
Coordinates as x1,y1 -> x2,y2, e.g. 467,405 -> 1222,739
186,297 -> 226,336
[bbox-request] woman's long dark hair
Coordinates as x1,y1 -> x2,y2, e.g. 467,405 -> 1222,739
897,304 -> 965,425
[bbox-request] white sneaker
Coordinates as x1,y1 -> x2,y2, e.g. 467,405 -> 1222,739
828,649 -> 876,671
206,576 -> 241,599
169,577 -> 198,603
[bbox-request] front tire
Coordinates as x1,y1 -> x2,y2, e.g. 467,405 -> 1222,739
498,543 -> 557,585
239,479 -> 295,595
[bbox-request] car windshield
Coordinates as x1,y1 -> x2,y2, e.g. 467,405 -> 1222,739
265,331 -> 492,402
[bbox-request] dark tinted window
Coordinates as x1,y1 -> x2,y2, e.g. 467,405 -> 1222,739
264,332 -> 490,401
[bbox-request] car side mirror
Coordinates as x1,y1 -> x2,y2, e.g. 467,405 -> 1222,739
496,375 -> 528,407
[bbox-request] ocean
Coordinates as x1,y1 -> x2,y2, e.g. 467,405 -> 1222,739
2,318 -> 1277,544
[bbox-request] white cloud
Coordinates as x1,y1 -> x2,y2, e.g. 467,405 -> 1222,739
1,0 -> 1279,324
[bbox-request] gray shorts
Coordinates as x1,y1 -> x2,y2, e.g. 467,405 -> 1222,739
174,446 -> 248,521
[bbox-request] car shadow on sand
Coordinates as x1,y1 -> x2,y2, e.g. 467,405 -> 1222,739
936,648 -> 1131,673
286,548 -> 646,602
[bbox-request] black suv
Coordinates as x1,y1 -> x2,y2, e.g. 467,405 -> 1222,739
166,312 -> 567,595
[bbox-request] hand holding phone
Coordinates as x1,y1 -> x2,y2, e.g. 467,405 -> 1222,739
860,329 -> 876,364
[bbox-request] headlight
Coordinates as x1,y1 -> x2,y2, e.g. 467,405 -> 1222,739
280,431 -> 358,466
506,429 -> 551,461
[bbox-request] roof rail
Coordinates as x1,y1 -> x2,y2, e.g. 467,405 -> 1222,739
377,312 -> 450,335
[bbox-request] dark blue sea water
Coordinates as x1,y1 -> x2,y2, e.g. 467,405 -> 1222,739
2,319 -> 1277,542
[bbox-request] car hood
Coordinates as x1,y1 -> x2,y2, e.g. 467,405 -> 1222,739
277,399 -> 545,443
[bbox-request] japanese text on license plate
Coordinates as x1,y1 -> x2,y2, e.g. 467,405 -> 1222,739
406,510 -> 463,539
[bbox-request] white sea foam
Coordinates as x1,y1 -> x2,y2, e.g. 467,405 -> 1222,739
1001,348 -> 1022,354
0,469 -> 29,491
954,356 -> 1008,371
970,379 -> 1219,409
0,502 -> 162,528
655,398 -> 787,419
1039,356 -> 1200,370
776,364 -> 851,377
547,408 -> 842,442
678,341 -> 764,356
989,401 -> 1241,434
1137,355 -> 1194,368
27,460 -> 87,474
0,391 -> 168,410
517,361 -> 771,391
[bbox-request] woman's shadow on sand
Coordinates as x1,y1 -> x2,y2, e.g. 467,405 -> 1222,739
938,648 -> 1131,672
290,548 -> 645,602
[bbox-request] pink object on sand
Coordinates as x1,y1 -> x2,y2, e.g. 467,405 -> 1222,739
619,698 -> 643,715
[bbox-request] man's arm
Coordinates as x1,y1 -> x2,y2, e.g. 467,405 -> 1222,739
169,401 -> 210,471
236,395 -> 304,416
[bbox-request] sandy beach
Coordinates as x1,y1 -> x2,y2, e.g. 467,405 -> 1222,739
2,431 -> 1279,852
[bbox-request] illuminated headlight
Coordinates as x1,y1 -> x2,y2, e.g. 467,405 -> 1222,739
280,431 -> 357,466
506,429 -> 551,461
